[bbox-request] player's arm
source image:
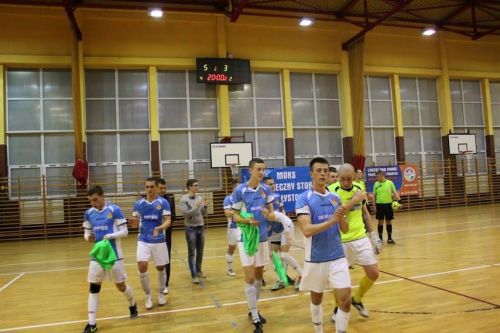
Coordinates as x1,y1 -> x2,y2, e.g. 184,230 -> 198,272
224,208 -> 234,218
104,223 -> 128,240
342,190 -> 366,211
372,187 -> 377,213
153,215 -> 171,237
180,196 -> 201,217
392,182 -> 401,201
361,205 -> 374,232
83,221 -> 95,242
128,210 -> 140,229
296,207 -> 346,237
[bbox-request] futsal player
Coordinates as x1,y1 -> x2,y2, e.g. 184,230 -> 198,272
82,185 -> 138,333
373,171 -> 401,244
223,178 -> 241,277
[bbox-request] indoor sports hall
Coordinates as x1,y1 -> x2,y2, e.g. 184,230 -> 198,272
0,1 -> 499,332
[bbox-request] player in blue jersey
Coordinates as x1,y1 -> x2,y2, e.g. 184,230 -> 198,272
296,157 -> 364,333
130,177 -> 171,310
232,158 -> 276,333
223,178 -> 241,277
82,185 -> 138,333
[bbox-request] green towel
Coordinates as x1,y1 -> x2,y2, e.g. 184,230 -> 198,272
89,239 -> 118,270
271,251 -> 289,286
237,212 -> 260,256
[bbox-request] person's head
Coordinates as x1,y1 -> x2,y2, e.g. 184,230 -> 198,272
145,177 -> 158,197
157,177 -> 167,196
376,170 -> 386,182
355,169 -> 364,181
309,157 -> 330,189
87,185 -> 105,210
328,166 -> 338,186
186,178 -> 199,194
338,163 -> 355,189
263,176 -> 275,192
248,157 -> 266,182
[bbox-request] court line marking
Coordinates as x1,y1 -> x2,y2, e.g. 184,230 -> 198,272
0,273 -> 24,293
0,294 -> 298,332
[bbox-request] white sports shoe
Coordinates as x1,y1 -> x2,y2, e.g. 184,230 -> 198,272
145,293 -> 153,310
163,287 -> 169,295
158,293 -> 167,306
227,269 -> 236,277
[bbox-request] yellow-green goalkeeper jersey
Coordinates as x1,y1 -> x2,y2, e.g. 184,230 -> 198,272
327,182 -> 366,242
374,179 -> 396,204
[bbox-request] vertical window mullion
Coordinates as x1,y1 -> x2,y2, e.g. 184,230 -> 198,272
252,72 -> 259,157
312,73 -> 320,156
186,71 -> 194,176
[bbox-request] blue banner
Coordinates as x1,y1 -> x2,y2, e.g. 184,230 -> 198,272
240,166 -> 312,213
365,165 -> 403,192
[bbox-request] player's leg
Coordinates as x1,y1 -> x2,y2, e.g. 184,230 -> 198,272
152,242 -> 169,306
111,260 -> 138,318
137,241 -> 153,309
195,227 -> 206,278
164,226 -> 172,294
279,233 -> 303,289
301,262 -> 329,333
84,261 -> 105,332
310,291 -> 324,333
376,204 -> 385,241
253,242 -> 269,323
386,204 -> 395,243
226,227 -> 240,276
269,241 -> 284,291
332,243 -> 353,322
329,258 -> 351,333
351,238 -> 379,318
185,227 -> 198,282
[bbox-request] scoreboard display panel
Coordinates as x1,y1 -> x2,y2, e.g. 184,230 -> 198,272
196,58 -> 251,85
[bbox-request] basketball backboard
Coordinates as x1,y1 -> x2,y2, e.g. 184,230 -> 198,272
210,142 -> 253,168
448,134 -> 477,155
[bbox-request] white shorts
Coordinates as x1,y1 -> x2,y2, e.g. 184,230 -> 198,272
343,237 -> 378,267
238,241 -> 270,267
137,241 -> 169,266
269,224 -> 295,246
300,257 -> 351,293
87,259 -> 127,284
227,227 -> 241,246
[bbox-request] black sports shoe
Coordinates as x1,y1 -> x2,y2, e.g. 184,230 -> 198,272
331,306 -> 338,322
253,321 -> 264,333
82,323 -> 97,333
248,311 -> 267,324
351,297 -> 369,318
286,275 -> 295,285
129,303 -> 138,319
387,238 -> 396,244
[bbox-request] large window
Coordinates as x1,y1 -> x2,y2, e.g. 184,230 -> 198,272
491,82 -> 500,154
85,69 -> 150,193
6,69 -> 75,197
158,71 -> 219,190
400,77 -> 442,176
451,79 -> 486,173
229,72 -> 285,168
364,76 -> 396,165
290,73 -> 343,166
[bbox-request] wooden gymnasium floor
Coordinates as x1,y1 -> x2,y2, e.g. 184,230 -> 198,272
0,205 -> 499,333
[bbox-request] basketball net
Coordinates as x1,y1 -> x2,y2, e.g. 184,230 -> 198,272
229,163 -> 239,177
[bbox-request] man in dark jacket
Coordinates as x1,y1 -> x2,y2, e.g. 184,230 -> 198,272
157,178 -> 176,294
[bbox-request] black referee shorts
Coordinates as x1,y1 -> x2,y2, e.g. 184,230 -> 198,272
376,203 -> 394,220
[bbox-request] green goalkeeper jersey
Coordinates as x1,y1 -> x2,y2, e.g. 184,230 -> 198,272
374,179 -> 396,204
327,182 -> 366,242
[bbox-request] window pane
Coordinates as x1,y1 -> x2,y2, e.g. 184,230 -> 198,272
119,99 -> 149,129
257,130 -> 283,157
160,132 -> 189,161
452,103 -> 464,126
192,131 -> 216,159
159,99 -> 188,128
364,101 -> 370,125
315,74 -> 338,99
294,129 -> 317,156
254,72 -> 281,98
8,100 -> 40,131
368,77 -> 391,100
118,70 -> 148,98
371,101 -> 393,126
318,129 -> 342,155
188,71 -> 216,98
120,133 -> 150,161
46,167 -> 74,196
418,78 -> 437,101
232,130 -> 256,157
495,129 -> 500,151
464,103 -> 484,126
404,128 -> 422,153
365,129 -> 373,154
316,100 -> 340,126
373,129 -> 395,153
230,99 -> 254,127
158,71 -> 186,98
402,102 -> 419,126
490,82 -> 500,103
263,159 -> 284,168
85,70 -> 115,98
7,70 -> 39,98
86,100 -> 117,130
469,128 -> 485,151
89,166 -> 117,193
43,70 -> 71,98
450,80 -> 462,102
292,100 -> 315,126
492,104 -> 500,126
87,134 -> 117,163
194,162 -> 220,188
422,129 -> 442,152
10,168 -> 41,197
229,84 -> 253,98
462,80 -> 481,102
162,163 -> 189,190
290,73 -> 313,98
424,154 -> 443,176
376,155 -> 396,165
45,134 -> 75,164
190,100 -> 218,128
122,164 -> 150,193
420,102 -> 440,126
400,78 -> 417,101
44,100 -> 73,130
256,99 -> 282,127
295,158 -> 310,167
9,135 -> 41,165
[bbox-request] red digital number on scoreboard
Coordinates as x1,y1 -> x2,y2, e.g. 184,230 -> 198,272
207,73 -> 228,82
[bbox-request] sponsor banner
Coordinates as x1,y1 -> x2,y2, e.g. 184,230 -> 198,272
365,164 -> 419,196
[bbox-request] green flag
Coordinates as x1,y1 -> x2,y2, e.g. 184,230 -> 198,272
237,212 -> 260,256
271,251 -> 288,286
89,239 -> 118,270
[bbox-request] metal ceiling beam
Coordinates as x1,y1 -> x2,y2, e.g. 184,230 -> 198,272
63,0 -> 82,41
473,24 -> 500,40
436,1 -> 471,27
338,0 -> 360,18
231,0 -> 249,22
342,0 -> 414,50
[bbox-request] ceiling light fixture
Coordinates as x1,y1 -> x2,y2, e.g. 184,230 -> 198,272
149,8 -> 163,18
299,17 -> 314,27
422,27 -> 436,36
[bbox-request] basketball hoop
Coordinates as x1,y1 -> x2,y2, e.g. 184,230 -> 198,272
229,163 -> 239,177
